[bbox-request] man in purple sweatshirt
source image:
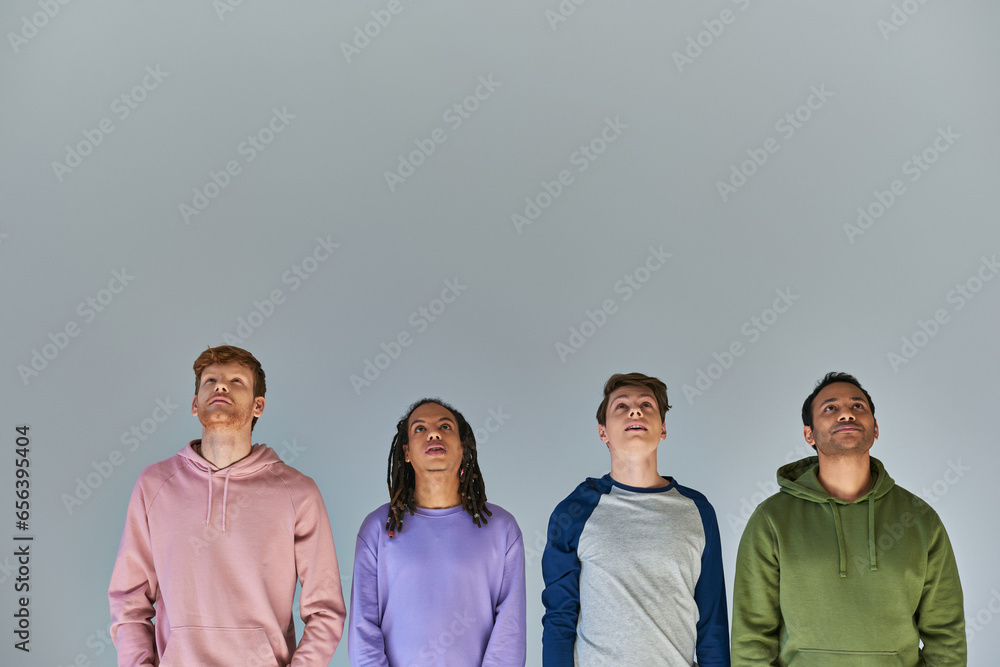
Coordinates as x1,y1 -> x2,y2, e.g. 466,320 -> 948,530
349,398 -> 527,666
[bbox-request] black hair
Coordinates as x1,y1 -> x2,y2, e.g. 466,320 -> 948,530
385,398 -> 491,536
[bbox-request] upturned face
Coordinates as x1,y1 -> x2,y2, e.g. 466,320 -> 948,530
598,386 -> 666,453
804,382 -> 878,456
191,362 -> 264,432
403,402 -> 464,477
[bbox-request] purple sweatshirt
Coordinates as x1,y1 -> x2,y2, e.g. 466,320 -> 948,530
349,502 -> 526,666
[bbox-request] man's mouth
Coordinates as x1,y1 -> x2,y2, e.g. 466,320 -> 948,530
625,423 -> 647,431
425,444 -> 447,454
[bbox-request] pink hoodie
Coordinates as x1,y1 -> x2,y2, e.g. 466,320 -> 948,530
109,442 -> 345,666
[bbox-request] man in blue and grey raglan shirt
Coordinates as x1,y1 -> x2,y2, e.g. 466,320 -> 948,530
542,372 -> 730,666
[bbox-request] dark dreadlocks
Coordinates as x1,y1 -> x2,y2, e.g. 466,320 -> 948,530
385,398 -> 491,537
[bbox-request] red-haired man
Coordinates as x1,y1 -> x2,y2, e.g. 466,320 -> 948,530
109,345 -> 345,666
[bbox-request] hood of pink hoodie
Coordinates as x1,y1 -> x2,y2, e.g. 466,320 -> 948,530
179,441 -> 281,533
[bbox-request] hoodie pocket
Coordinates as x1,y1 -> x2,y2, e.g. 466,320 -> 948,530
161,626 -> 278,667
792,649 -> 900,666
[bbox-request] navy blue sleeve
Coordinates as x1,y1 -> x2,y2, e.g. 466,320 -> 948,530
678,485 -> 731,667
541,480 -> 601,667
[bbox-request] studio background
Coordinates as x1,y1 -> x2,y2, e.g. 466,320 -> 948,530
2,1 -> 998,665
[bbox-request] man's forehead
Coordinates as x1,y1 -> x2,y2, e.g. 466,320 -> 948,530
611,387 -> 656,402
202,362 -> 252,377
816,382 -> 869,405
410,414 -> 456,424
408,403 -> 456,424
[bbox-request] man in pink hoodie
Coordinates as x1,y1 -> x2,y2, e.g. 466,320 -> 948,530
109,345 -> 346,666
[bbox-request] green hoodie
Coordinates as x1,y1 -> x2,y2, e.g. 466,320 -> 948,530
731,456 -> 966,666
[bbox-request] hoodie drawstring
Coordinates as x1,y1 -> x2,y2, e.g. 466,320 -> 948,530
827,500 -> 848,578
206,471 -> 214,526
221,468 -> 232,534
828,497 -> 879,577
868,497 -> 878,571
204,469 -> 233,534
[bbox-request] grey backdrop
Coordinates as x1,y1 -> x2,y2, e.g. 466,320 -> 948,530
3,1 -> 998,665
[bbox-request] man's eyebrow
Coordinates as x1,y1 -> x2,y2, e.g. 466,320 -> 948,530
409,416 -> 456,427
819,396 -> 867,405
611,392 -> 654,402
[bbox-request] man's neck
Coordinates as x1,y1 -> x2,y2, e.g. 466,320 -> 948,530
412,473 -> 461,509
609,449 -> 669,489
197,429 -> 254,469
816,452 -> 873,502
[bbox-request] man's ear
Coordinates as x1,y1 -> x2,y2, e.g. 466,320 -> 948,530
803,425 -> 815,447
873,420 -> 878,441
191,395 -> 198,416
253,396 -> 265,417
597,424 -> 609,444
402,443 -> 410,463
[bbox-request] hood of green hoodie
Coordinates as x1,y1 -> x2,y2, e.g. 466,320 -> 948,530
776,455 -> 895,578
777,455 -> 895,504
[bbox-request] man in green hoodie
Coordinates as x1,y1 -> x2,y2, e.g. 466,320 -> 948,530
731,372 -> 966,665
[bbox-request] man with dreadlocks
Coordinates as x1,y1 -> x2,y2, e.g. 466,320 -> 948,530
541,372 -> 729,666
348,398 -> 527,666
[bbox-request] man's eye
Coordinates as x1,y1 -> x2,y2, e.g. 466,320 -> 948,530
441,424 -> 452,430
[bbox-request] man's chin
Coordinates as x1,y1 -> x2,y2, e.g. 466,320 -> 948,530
198,417 -> 251,432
